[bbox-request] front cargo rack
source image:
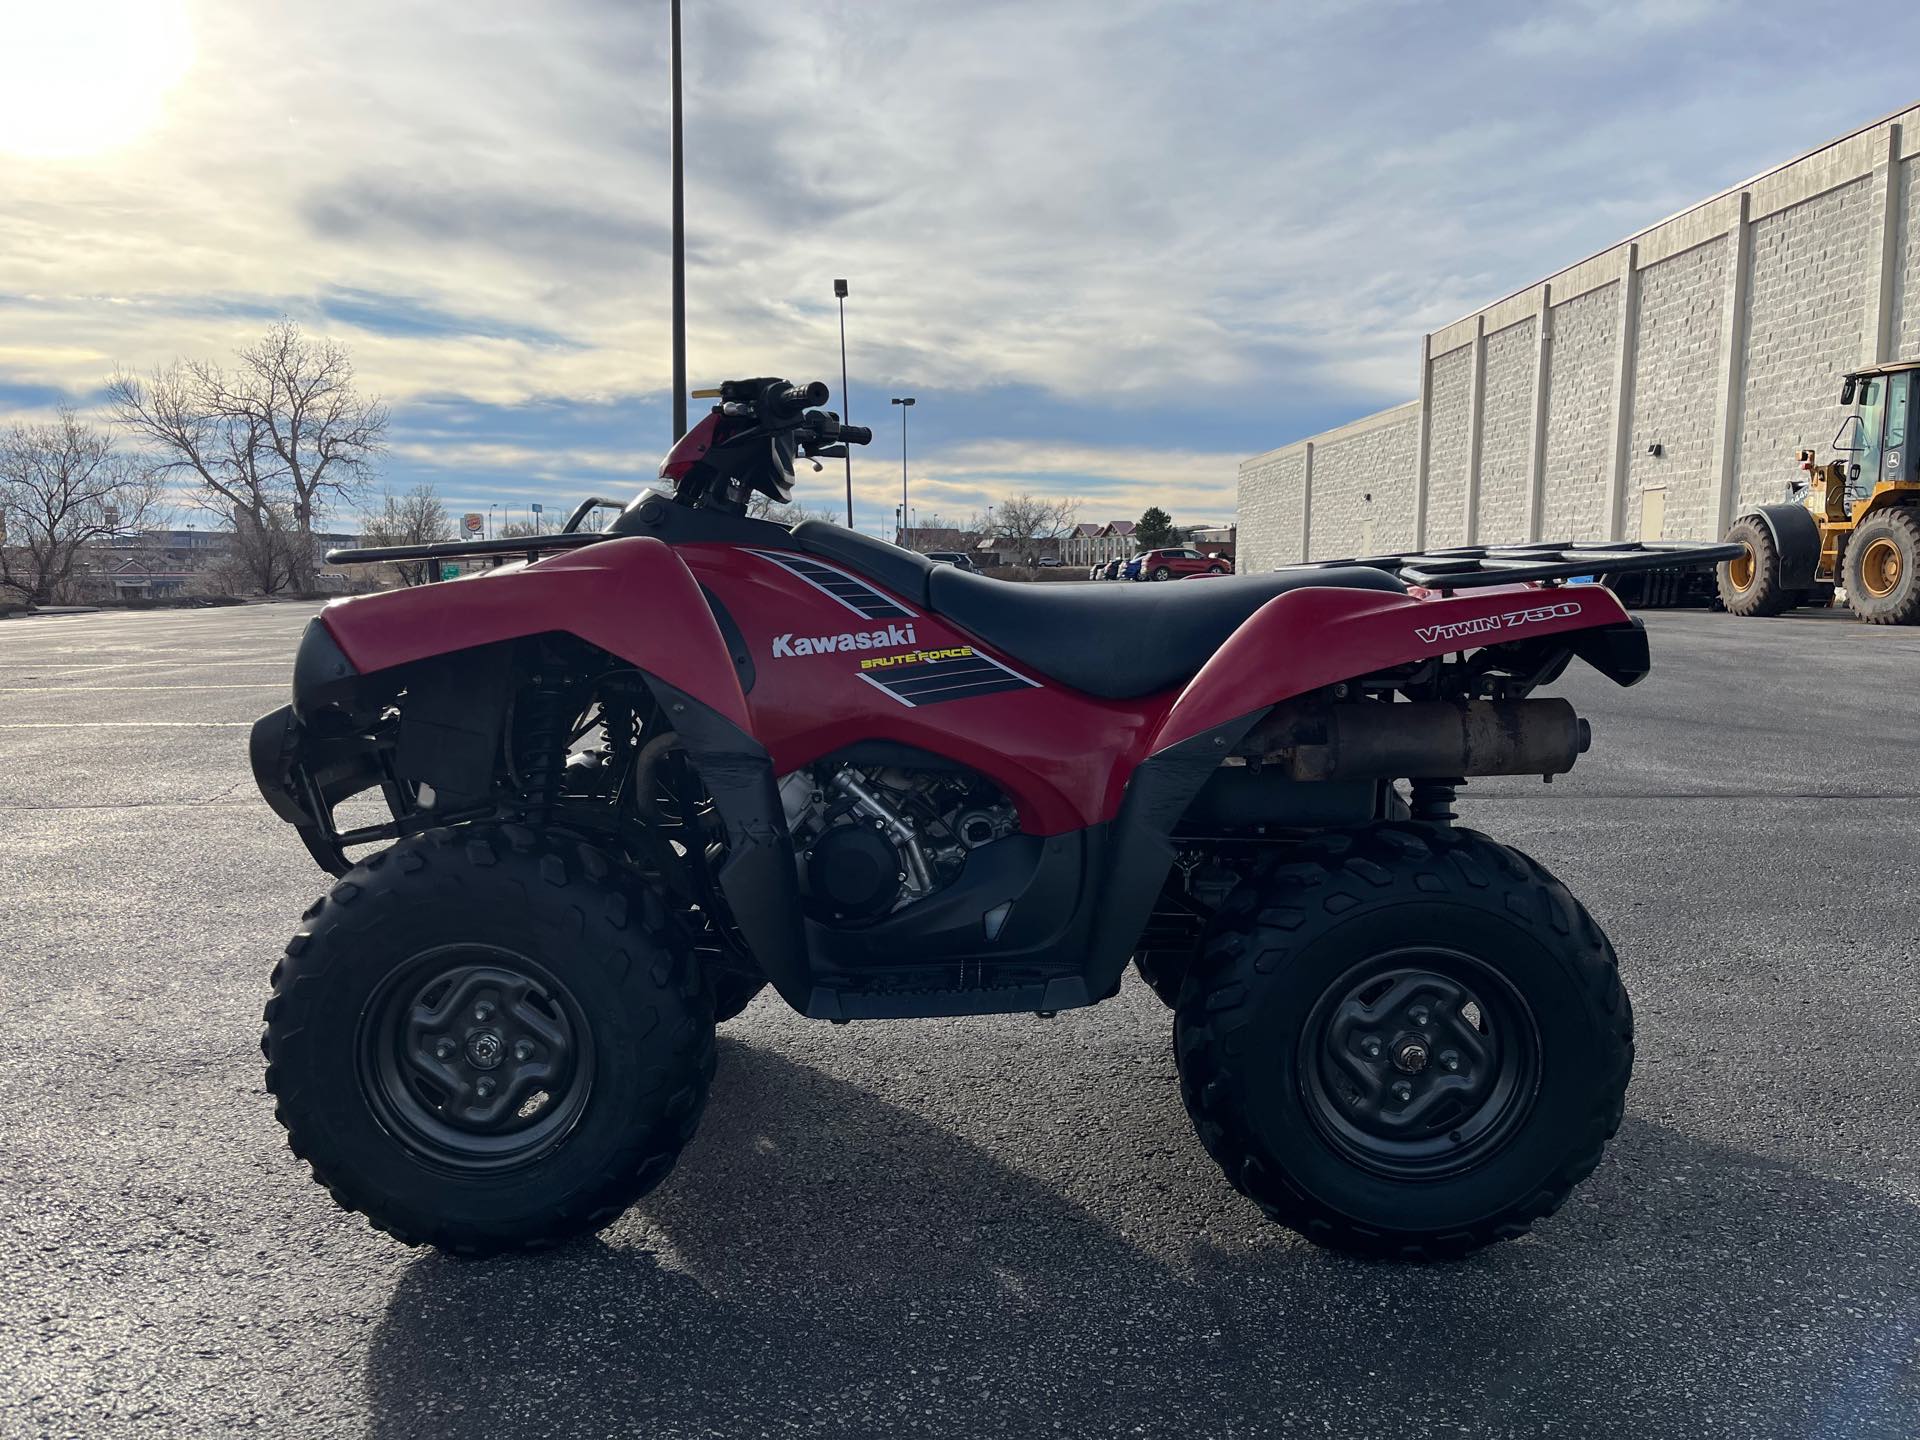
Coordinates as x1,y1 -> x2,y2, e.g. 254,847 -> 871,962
1291,539 -> 1745,592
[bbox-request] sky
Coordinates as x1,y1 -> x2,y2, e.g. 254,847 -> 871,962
4,0 -> 1920,539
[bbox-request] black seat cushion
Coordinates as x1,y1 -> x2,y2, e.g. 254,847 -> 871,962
790,520 -> 938,608
926,566 -> 1407,699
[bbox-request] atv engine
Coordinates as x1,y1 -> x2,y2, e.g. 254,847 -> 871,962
778,765 -> 1016,921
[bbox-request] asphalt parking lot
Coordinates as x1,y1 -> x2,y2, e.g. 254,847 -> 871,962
1,599 -> 1917,1438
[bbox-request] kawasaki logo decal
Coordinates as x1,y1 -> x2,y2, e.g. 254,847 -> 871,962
1415,601 -> 1580,646
771,623 -> 917,658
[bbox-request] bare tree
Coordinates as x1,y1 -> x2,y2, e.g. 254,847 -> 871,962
990,493 -> 1079,565
747,492 -> 842,526
0,410 -> 163,605
108,321 -> 387,594
207,505 -> 303,597
236,321 -> 388,585
360,484 -> 454,587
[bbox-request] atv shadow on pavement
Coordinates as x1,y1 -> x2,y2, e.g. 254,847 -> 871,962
364,1039 -> 1919,1440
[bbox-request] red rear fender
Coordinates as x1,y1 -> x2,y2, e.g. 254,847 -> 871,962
1153,582 -> 1633,752
316,536 -> 751,731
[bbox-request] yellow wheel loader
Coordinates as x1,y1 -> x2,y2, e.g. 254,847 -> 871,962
1719,361 -> 1920,624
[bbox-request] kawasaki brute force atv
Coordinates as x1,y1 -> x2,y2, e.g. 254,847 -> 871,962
252,378 -> 1735,1259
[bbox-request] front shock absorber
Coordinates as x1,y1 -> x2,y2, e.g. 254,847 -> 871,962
515,675 -> 570,818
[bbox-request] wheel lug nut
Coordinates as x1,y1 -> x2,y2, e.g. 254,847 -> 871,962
1408,1006 -> 1430,1026
473,1001 -> 495,1022
1391,1081 -> 1413,1104
1440,1050 -> 1461,1072
433,1039 -> 455,1060
513,1039 -> 535,1062
1359,1036 -> 1382,1058
475,1076 -> 496,1098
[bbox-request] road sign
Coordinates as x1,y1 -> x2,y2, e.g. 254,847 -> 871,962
440,563 -> 460,581
529,503 -> 544,514
462,512 -> 483,534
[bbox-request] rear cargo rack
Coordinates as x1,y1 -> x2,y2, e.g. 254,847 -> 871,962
325,532 -> 614,567
1292,539 -> 1745,592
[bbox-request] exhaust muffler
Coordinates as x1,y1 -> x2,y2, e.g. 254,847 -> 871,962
1237,697 -> 1590,782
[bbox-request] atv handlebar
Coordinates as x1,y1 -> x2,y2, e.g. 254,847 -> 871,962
770,380 -> 830,418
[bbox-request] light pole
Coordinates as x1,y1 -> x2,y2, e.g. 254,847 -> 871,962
890,396 -> 914,546
835,279 -> 853,526
486,503 -> 498,540
669,0 -> 687,440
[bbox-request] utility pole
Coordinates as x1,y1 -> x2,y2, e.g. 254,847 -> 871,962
835,279 -> 853,526
669,0 -> 687,440
890,396 -> 915,547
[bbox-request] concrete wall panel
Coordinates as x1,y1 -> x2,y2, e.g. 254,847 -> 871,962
1235,448 -> 1306,572
1735,177 -> 1876,514
1624,240 -> 1726,541
1539,282 -> 1620,540
1475,317 -> 1537,543
1423,346 -> 1474,548
1307,410 -> 1419,559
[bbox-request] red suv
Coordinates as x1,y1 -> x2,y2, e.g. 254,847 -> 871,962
1125,547 -> 1233,581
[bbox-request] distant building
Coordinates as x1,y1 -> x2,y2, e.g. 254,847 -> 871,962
1062,521 -> 1138,567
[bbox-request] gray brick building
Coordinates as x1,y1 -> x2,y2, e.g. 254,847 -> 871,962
1239,104 -> 1920,571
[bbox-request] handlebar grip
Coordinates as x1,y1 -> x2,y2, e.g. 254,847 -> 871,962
772,380 -> 830,416
839,424 -> 872,445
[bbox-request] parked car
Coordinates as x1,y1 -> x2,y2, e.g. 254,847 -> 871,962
923,551 -> 980,573
1034,556 -> 1065,568
1125,547 -> 1233,581
1099,557 -> 1126,580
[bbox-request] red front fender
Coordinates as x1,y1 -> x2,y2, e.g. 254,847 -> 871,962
1152,582 -> 1633,752
317,536 -> 752,732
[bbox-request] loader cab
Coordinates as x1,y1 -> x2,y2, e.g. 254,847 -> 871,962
1835,365 -> 1918,497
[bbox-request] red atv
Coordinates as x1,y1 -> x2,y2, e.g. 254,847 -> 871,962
251,378 -> 1734,1259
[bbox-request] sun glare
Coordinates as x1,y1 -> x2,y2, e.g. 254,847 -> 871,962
0,0 -> 194,158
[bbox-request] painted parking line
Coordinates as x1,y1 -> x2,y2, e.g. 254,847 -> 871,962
0,721 -> 255,729
0,683 -> 285,692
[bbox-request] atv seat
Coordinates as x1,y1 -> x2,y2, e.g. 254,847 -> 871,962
925,565 -> 1407,699
785,520 -> 1407,700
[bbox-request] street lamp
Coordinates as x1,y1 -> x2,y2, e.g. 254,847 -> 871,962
486,503 -> 499,540
835,279 -> 853,526
669,0 -> 687,440
890,396 -> 914,547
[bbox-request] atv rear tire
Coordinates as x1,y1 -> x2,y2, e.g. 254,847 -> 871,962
263,824 -> 716,1255
1175,824 -> 1632,1260
1718,515 -> 1791,616
1843,508 -> 1920,624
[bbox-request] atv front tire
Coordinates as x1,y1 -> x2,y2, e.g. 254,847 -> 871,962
1718,515 -> 1791,616
263,824 -> 716,1255
1175,824 -> 1632,1260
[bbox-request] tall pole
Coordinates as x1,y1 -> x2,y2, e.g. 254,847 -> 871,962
891,396 -> 914,546
835,279 -> 852,526
669,0 -> 687,440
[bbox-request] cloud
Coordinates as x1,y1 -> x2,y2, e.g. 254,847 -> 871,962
2,0 -> 1917,519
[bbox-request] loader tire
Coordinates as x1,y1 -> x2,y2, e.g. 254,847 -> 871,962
1843,508 -> 1920,624
1175,824 -> 1633,1260
263,823 -> 716,1256
1718,515 -> 1791,616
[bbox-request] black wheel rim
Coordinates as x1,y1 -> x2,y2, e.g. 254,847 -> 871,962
1299,947 -> 1540,1179
358,945 -> 595,1174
